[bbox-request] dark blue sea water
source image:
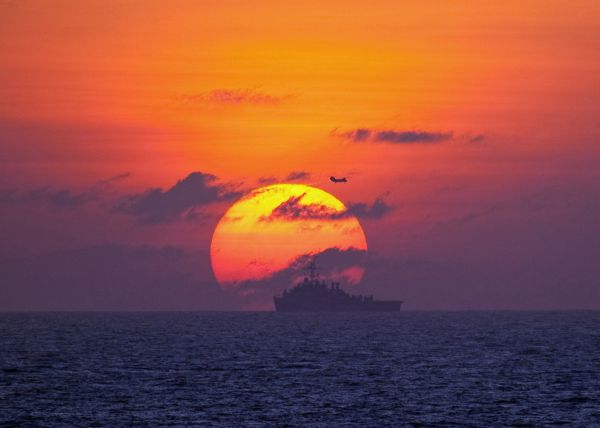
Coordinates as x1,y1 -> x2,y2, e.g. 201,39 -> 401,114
1,311 -> 600,426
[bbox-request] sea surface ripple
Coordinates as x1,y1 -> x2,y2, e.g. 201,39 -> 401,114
1,311 -> 600,426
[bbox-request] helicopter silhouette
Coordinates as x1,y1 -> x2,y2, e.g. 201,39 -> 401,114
330,176 -> 347,183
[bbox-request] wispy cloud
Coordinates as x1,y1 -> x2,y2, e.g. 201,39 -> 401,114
0,172 -> 130,210
335,128 -> 453,144
467,134 -> 486,144
285,170 -> 311,181
260,193 -> 392,222
0,187 -> 96,209
115,172 -> 241,223
256,170 -> 311,185
97,172 -> 131,186
178,89 -> 294,105
260,194 -> 339,222
257,176 -> 277,185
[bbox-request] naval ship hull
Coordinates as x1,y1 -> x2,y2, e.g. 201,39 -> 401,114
274,297 -> 402,312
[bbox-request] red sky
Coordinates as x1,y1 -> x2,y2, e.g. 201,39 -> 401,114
1,0 -> 600,310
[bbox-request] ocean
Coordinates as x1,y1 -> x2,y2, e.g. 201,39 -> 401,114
1,311 -> 599,426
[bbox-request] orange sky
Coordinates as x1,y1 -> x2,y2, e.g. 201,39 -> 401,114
2,1 -> 599,186
2,0 -> 600,309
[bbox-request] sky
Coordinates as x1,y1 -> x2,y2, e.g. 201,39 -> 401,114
1,0 -> 600,310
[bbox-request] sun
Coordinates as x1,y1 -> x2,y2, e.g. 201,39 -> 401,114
210,183 -> 368,293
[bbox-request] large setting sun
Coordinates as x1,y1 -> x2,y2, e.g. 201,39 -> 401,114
210,183 -> 368,292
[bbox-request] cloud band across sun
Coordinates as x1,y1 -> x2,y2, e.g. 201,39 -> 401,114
260,192 -> 392,222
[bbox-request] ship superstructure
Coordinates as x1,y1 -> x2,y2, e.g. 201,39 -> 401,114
273,261 -> 402,312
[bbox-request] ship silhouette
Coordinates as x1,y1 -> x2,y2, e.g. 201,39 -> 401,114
273,260 -> 402,312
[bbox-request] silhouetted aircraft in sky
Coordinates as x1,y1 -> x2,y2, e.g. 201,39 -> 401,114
330,176 -> 347,183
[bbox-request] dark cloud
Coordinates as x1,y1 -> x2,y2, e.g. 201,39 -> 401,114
375,130 -> 452,143
0,244 -> 235,311
345,194 -> 393,219
256,171 -> 311,185
348,128 -> 372,142
260,193 -> 392,222
115,172 -> 242,223
178,89 -> 294,105
337,128 -> 453,144
294,246 -> 368,275
0,187 -> 95,209
285,170 -> 311,181
257,176 -> 277,185
260,194 -> 338,221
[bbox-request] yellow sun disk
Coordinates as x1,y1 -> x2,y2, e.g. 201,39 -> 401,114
210,184 -> 367,288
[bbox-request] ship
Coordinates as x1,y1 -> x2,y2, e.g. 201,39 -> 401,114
273,261 -> 402,312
